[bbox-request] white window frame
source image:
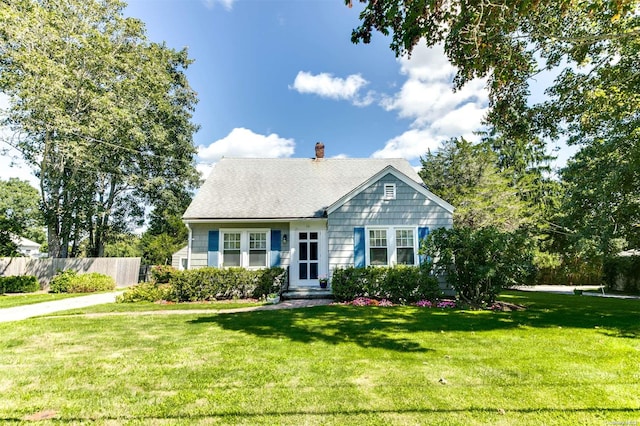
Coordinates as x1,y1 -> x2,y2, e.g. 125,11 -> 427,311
365,226 -> 418,266
220,229 -> 270,269
383,183 -> 396,200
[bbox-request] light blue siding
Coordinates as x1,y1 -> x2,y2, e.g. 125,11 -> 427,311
189,223 -> 290,270
327,173 -> 453,271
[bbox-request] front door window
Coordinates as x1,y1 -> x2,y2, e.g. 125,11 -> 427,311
298,232 -> 319,280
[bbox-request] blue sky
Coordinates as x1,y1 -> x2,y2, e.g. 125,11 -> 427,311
1,0 -> 574,185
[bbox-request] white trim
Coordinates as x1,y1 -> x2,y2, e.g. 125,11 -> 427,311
364,226 -> 418,267
326,165 -> 454,214
219,228 -> 271,269
289,223 -> 328,288
186,224 -> 192,270
383,183 -> 396,200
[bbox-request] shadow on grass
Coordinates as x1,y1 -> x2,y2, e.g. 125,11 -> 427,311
191,307 -> 433,352
190,291 -> 639,351
4,406 -> 639,423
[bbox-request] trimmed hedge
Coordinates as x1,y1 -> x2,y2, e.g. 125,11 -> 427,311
0,275 -> 40,294
603,256 -> 640,294
331,265 -> 441,304
49,270 -> 116,293
117,282 -> 173,303
117,266 -> 287,303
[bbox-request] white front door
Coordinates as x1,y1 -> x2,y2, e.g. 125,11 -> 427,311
290,225 -> 327,288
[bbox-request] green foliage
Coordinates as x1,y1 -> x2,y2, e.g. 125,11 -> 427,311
1,0 -> 200,258
103,233 -> 142,258
331,265 -> 441,304
0,178 -> 45,244
49,270 -> 115,293
0,212 -> 21,257
150,265 -> 179,284
420,138 -> 529,231
0,275 -> 39,294
603,256 -> 640,294
49,270 -> 78,293
140,210 -> 191,266
253,267 -> 288,299
424,227 -> 536,306
116,282 -> 173,303
168,267 -> 287,302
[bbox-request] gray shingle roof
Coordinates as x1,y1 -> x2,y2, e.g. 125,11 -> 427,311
183,158 -> 423,220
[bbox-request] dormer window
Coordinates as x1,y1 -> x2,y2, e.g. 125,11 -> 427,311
384,183 -> 396,200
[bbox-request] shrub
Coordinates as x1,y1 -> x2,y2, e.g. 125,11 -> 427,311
49,269 -> 78,293
50,270 -> 115,293
0,275 -> 40,293
424,226 -> 536,307
168,267 -> 287,302
117,282 -> 174,303
150,265 -> 178,284
252,267 -> 287,299
331,264 -> 440,304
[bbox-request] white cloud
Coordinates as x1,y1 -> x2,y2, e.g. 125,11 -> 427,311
202,0 -> 235,11
198,127 -> 295,169
290,71 -> 373,106
375,43 -> 489,161
372,128 -> 442,160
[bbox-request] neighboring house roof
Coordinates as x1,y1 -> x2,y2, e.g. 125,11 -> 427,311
183,158 -> 434,220
11,235 -> 41,250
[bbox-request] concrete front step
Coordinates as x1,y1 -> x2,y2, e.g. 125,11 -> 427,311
281,287 -> 333,300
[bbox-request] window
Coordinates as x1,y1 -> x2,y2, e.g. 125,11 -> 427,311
223,232 -> 241,266
369,229 -> 388,265
249,232 -> 267,267
384,183 -> 396,200
221,230 -> 270,268
366,227 -> 416,266
395,229 -> 415,265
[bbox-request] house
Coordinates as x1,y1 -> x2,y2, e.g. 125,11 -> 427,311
182,143 -> 454,291
171,245 -> 188,270
11,235 -> 42,258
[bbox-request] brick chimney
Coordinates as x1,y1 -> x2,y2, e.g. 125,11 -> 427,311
315,142 -> 325,159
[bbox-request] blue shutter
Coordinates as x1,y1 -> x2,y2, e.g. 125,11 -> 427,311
207,230 -> 219,267
418,227 -> 430,264
270,230 -> 281,267
354,227 -> 365,268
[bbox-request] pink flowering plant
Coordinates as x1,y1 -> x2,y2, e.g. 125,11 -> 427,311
415,299 -> 457,309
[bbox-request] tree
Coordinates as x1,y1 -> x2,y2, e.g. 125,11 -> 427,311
346,0 -> 637,139
0,178 -> 45,244
103,233 -> 142,258
0,212 -> 20,257
424,226 -> 535,306
0,0 -> 200,258
420,137 -> 528,231
140,208 -> 190,266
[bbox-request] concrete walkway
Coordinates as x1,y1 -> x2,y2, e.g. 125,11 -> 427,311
0,291 -> 124,323
514,285 -> 640,299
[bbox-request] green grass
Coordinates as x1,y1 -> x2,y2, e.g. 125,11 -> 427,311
49,300 -> 266,315
0,292 -> 87,309
0,291 -> 638,424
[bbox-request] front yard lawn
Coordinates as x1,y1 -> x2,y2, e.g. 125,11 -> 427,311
0,291 -> 638,424
48,299 -> 266,316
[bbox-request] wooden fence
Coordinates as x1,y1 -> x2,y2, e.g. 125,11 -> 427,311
0,257 -> 141,289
